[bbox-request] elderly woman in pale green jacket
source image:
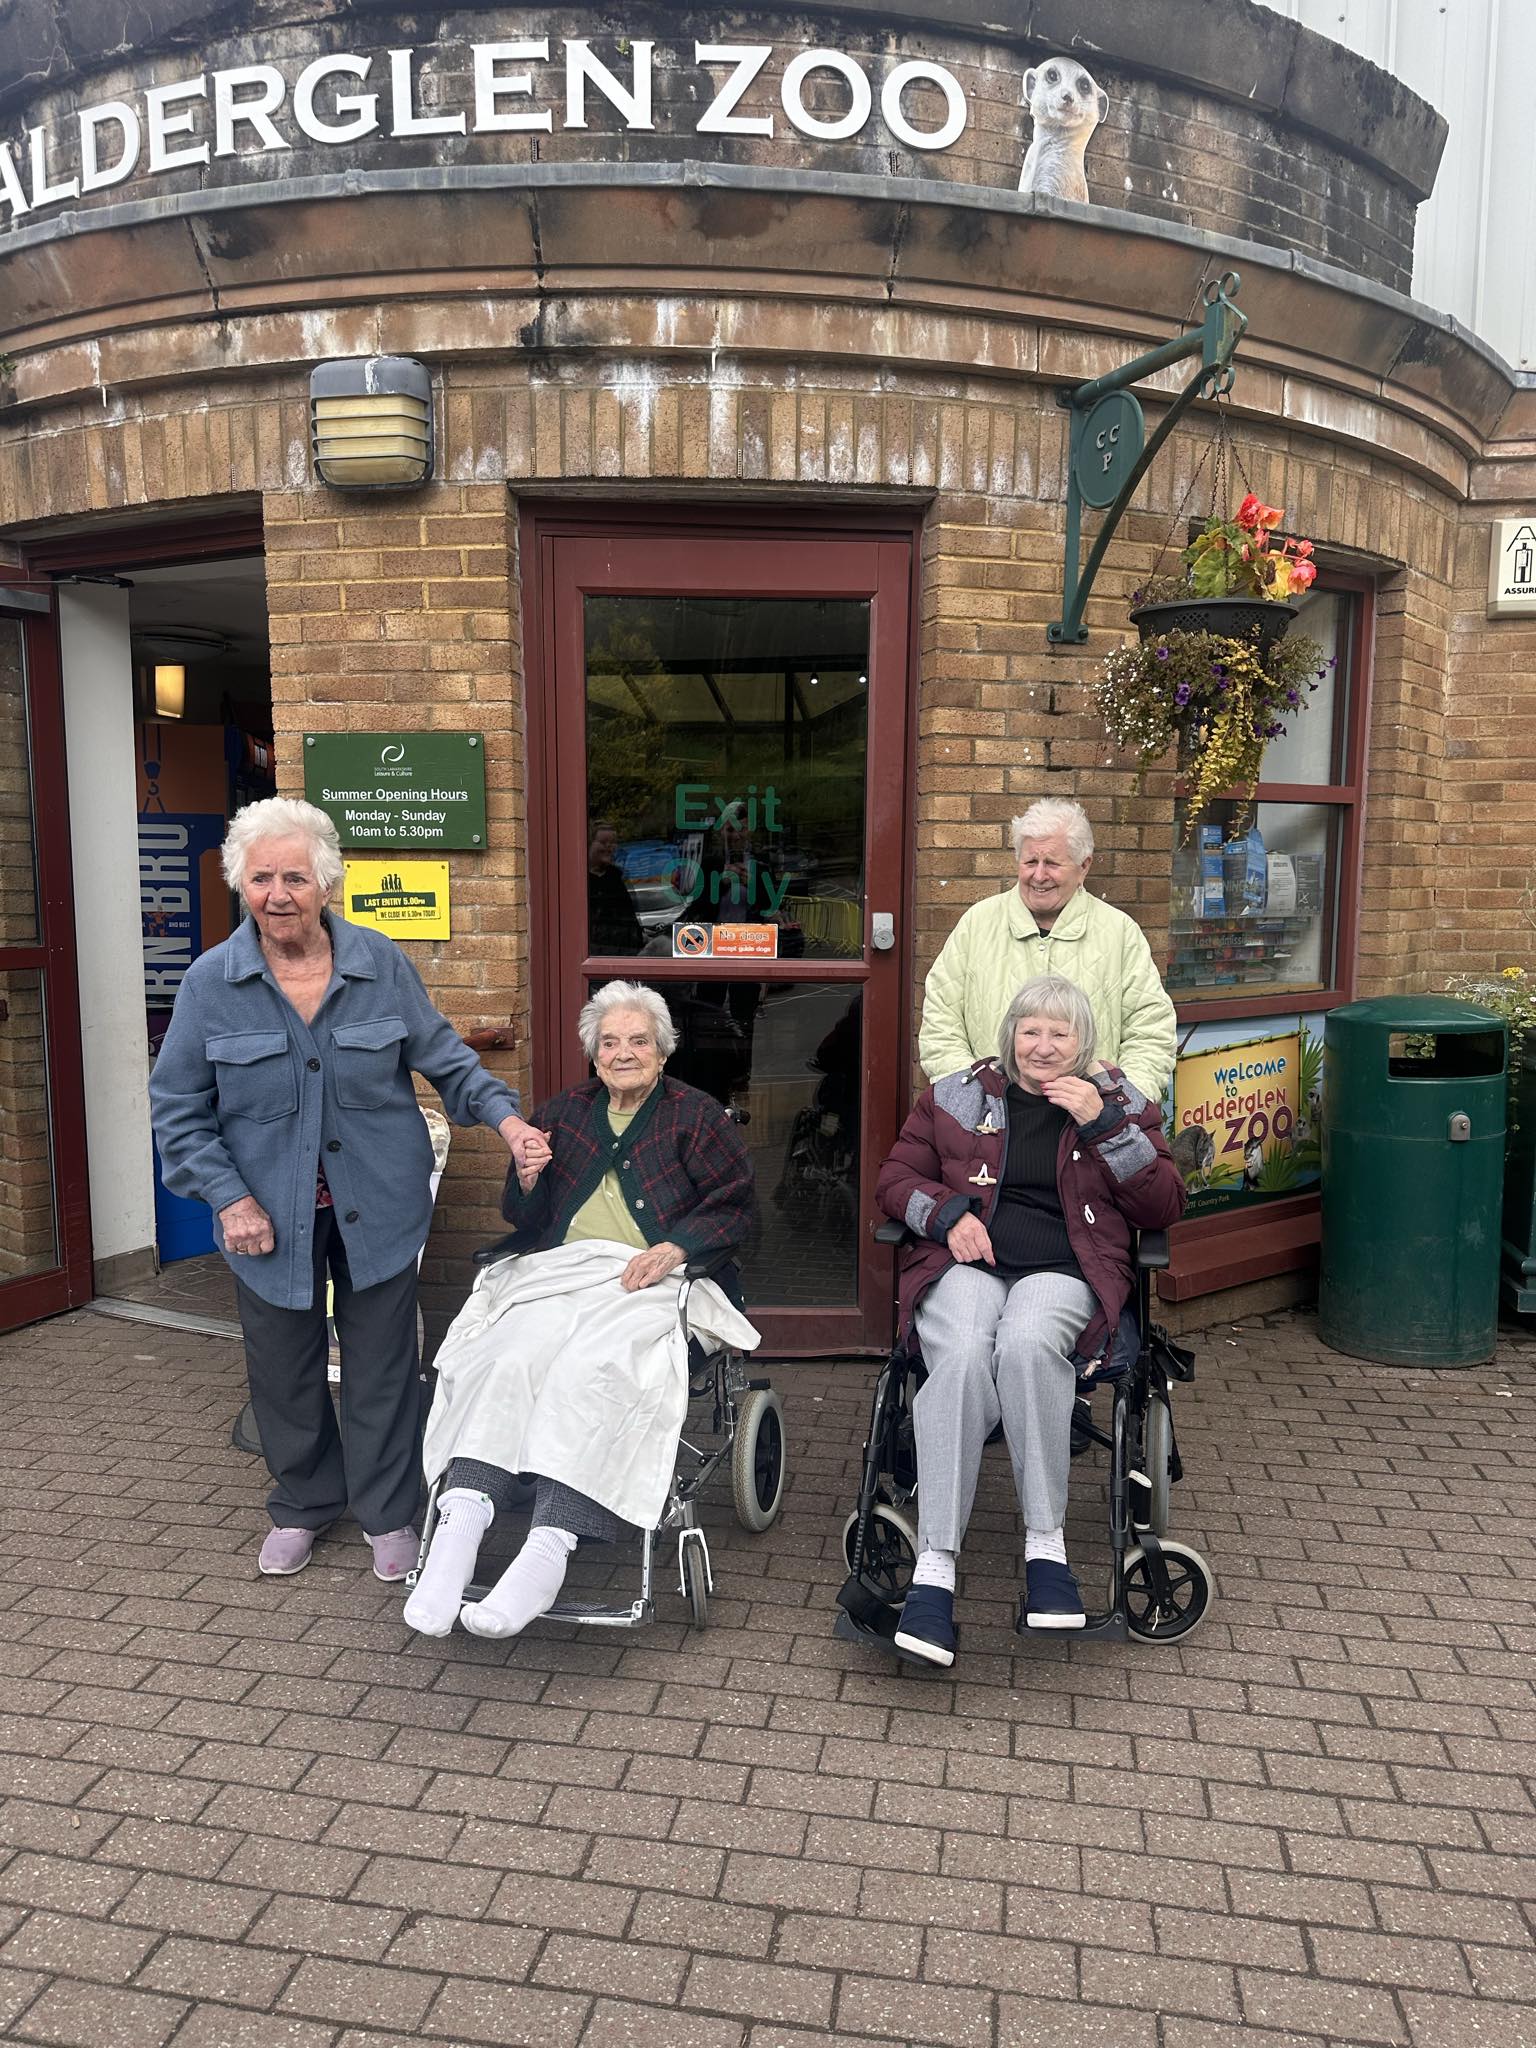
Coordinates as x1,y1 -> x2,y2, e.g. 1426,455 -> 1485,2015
917,797 -> 1176,1105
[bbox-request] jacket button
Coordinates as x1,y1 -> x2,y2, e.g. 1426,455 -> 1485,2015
621,1159 -> 630,1169
307,1057 -> 321,1072
635,1199 -> 646,1209
344,1209 -> 359,1223
326,1140 -> 341,1153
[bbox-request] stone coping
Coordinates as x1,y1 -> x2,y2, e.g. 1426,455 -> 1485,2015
2,162 -> 1526,461
0,0 -> 1446,200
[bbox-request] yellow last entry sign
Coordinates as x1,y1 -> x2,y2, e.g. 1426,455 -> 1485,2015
344,858 -> 451,939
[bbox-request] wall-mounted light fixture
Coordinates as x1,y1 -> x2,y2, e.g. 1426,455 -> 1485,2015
152,664 -> 186,719
309,356 -> 434,489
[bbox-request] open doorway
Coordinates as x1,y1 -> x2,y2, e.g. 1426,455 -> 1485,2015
125,556 -> 274,1315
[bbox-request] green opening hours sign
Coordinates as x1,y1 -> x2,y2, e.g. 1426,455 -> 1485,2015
304,733 -> 488,850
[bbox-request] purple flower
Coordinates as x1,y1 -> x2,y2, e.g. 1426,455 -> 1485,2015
1286,689 -> 1299,705
1174,682 -> 1191,707
1155,646 -> 1170,661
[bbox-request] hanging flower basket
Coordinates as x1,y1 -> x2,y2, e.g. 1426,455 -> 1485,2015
1130,596 -> 1297,653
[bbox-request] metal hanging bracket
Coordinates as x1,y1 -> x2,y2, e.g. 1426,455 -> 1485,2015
1049,272 -> 1247,645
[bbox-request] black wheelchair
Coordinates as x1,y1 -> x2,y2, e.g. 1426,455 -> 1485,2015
834,1222 -> 1213,1657
410,1235 -> 786,1632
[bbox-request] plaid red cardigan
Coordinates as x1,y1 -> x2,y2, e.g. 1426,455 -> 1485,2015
501,1076 -> 755,1259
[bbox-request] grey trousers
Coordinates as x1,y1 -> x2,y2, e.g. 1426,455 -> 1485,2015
445,1458 -> 625,1545
912,1263 -> 1097,1553
234,1206 -> 421,1536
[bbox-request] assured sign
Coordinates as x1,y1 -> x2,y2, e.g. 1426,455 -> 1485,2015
1489,519 -> 1536,618
1,40 -> 969,228
304,732 -> 487,849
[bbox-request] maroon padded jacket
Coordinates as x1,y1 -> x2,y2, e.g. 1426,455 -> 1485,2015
874,1058 -> 1186,1373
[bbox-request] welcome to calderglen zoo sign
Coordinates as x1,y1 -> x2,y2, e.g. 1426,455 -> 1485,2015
0,39 -> 974,229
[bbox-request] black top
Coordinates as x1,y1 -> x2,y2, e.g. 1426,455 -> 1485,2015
587,864 -> 643,955
988,1085 -> 1082,1281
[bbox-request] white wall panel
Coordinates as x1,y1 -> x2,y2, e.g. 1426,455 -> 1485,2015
1257,0 -> 1535,368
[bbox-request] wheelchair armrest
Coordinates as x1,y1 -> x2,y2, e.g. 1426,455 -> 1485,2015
684,1245 -> 740,1282
874,1219 -> 912,1245
472,1232 -> 528,1268
1136,1229 -> 1170,1271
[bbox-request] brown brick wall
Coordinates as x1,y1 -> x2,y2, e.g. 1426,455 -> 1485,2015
1441,521 -> 1536,976
3,344 -> 1528,1309
260,482 -> 531,1310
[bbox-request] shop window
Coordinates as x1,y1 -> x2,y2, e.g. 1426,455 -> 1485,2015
1166,580 -> 1369,1016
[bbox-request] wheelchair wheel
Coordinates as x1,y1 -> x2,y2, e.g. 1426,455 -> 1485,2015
732,1389 -> 786,1532
1122,1540 -> 1212,1644
1146,1392 -> 1179,1540
840,1503 -> 917,1606
681,1541 -> 709,1629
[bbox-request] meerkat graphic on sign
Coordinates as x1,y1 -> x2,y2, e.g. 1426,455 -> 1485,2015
1489,519 -> 1536,617
344,859 -> 451,939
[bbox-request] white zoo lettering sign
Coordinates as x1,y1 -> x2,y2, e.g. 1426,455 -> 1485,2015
0,37 -> 978,229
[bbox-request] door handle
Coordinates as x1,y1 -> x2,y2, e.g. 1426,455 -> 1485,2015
871,912 -> 896,952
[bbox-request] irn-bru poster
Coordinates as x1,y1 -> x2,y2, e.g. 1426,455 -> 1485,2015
1167,1023 -> 1323,1217
137,723 -> 231,1006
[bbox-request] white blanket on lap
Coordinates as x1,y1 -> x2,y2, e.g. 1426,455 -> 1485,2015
422,1239 -> 761,1529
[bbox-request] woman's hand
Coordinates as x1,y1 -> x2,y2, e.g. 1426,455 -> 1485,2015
946,1214 -> 995,1266
499,1115 -> 553,1191
219,1195 -> 275,1258
620,1242 -> 687,1291
1041,1073 -> 1107,1126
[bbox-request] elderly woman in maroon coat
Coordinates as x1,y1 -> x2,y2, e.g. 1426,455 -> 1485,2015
875,972 -> 1185,1664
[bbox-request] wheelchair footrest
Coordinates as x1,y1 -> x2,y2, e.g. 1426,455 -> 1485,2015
544,1597 -> 652,1628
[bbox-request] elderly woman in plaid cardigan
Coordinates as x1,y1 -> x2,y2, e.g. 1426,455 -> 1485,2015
404,981 -> 755,1638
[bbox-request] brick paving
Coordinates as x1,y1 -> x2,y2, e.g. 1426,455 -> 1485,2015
0,1303 -> 1534,2048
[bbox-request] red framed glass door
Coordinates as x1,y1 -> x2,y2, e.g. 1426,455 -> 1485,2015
525,512 -> 916,1355
0,587 -> 91,1329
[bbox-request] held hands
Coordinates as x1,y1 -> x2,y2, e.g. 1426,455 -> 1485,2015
1041,1063 -> 1109,1127
498,1114 -> 553,1191
219,1195 -> 275,1258
621,1241 -> 687,1292
946,1214 -> 995,1266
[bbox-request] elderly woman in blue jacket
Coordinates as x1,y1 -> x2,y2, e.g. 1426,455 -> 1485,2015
150,797 -> 541,1584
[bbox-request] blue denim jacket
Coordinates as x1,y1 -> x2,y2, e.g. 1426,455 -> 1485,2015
150,913 -> 519,1309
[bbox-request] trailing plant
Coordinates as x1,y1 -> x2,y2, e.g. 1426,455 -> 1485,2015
1094,626 -> 1329,835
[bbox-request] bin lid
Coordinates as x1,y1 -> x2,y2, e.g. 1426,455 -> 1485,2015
1326,995 -> 1505,1034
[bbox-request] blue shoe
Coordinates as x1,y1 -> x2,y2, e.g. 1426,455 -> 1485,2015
1025,1558 -> 1086,1630
893,1584 -> 957,1667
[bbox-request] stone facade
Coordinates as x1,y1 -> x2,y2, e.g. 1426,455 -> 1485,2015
1,3 -> 1434,297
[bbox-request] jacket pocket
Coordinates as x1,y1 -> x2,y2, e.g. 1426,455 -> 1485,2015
331,1016 -> 409,1110
206,1031 -> 295,1123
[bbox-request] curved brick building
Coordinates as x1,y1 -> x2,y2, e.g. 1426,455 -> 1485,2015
1,0 -> 1531,1345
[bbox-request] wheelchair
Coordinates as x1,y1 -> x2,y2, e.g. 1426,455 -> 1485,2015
834,1222 -> 1213,1658
409,1235 -> 786,1632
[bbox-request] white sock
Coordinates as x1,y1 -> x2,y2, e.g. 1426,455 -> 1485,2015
461,1526 -> 577,1640
912,1547 -> 957,1592
402,1490 -> 493,1636
1025,1526 -> 1068,1565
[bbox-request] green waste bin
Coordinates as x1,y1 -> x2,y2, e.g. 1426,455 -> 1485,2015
1319,996 -> 1506,1366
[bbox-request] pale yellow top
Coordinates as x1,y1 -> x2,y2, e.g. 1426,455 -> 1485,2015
563,1105 -> 648,1251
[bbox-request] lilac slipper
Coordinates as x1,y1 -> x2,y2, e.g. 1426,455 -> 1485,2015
258,1526 -> 320,1576
367,1527 -> 420,1582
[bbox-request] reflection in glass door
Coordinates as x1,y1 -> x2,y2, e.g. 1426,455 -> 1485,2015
531,521 -> 914,1354
0,598 -> 90,1328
